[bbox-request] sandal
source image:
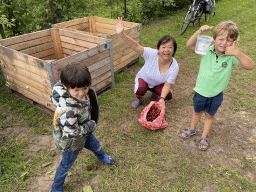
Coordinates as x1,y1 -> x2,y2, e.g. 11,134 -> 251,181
199,137 -> 209,151
180,128 -> 196,138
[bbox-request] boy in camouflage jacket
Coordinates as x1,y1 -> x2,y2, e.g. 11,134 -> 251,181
50,62 -> 114,192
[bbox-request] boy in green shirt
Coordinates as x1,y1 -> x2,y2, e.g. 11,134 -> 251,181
181,21 -> 255,150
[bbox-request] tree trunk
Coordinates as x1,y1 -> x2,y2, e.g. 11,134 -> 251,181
0,24 -> 6,39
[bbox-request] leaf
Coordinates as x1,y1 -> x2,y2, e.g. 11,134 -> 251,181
83,185 -> 93,192
42,162 -> 52,167
82,171 -> 97,179
49,170 -> 56,179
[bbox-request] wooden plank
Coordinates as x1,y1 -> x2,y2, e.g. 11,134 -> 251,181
114,51 -> 139,68
91,71 -> 111,86
62,48 -> 79,56
80,22 -> 90,31
0,45 -> 48,72
53,17 -> 89,28
0,54 -> 49,79
90,64 -> 111,79
12,91 -> 55,114
95,22 -> 118,33
58,29 -> 107,44
114,55 -> 139,72
41,55 -> 56,61
55,41 -> 111,71
61,42 -> 87,52
87,57 -> 111,72
95,25 -> 116,35
92,77 -> 111,92
113,47 -> 134,61
1,61 -> 52,93
0,29 -> 51,47
114,54 -> 139,71
21,43 -> 53,55
7,36 -> 52,51
111,25 -> 142,39
89,16 -> 96,33
60,36 -> 98,49
81,49 -> 110,67
7,74 -> 51,101
31,48 -> 55,59
50,28 -> 64,59
94,16 -> 140,28
111,31 -> 140,47
8,82 -> 50,108
113,36 -> 140,53
2,67 -> 52,95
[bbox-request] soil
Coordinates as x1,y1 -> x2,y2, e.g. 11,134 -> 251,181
1,62 -> 255,192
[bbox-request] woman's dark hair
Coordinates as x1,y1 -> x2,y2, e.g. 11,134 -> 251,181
157,35 -> 177,57
60,62 -> 91,89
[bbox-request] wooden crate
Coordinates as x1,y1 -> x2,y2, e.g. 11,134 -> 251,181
52,16 -> 142,72
0,28 -> 114,111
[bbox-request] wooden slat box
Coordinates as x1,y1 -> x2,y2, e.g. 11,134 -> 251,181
0,28 -> 114,111
52,16 -> 142,72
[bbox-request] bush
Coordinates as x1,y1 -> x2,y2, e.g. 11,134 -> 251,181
126,0 -> 191,24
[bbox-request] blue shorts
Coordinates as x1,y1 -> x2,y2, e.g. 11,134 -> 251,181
193,92 -> 223,116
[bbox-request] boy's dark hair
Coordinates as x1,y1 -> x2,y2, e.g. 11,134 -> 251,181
157,35 -> 177,57
60,62 -> 91,89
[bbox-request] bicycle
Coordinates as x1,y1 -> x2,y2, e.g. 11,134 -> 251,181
180,0 -> 216,35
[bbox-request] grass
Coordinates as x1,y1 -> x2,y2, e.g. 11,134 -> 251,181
0,0 -> 256,191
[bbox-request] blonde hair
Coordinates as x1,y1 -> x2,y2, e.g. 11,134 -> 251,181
213,21 -> 239,41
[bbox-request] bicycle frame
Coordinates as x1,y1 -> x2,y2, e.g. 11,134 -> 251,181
180,0 -> 215,35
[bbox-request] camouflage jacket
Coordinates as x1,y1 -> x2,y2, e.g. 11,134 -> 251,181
50,81 -> 99,153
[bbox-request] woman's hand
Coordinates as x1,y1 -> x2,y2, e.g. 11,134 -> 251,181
159,98 -> 165,106
116,17 -> 124,35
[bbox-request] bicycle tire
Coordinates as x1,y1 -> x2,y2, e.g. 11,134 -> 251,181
180,7 -> 194,35
193,5 -> 203,26
211,0 -> 216,16
205,13 -> 209,21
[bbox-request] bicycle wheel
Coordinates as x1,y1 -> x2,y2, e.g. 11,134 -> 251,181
205,13 -> 209,21
180,7 -> 194,35
193,6 -> 203,26
210,0 -> 216,16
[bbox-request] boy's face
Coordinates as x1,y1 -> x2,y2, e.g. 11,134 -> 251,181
68,87 -> 89,100
158,41 -> 174,60
213,31 -> 234,55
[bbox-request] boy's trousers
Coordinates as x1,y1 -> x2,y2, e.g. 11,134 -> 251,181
51,133 -> 104,192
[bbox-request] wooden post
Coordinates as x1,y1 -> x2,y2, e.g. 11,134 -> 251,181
0,59 -> 12,93
50,28 -> 64,60
89,16 -> 96,33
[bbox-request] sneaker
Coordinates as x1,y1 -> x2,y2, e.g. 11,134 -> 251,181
131,97 -> 142,108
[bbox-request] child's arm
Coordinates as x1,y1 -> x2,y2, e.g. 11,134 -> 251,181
225,41 -> 255,70
57,110 -> 96,138
186,25 -> 214,52
116,17 -> 144,56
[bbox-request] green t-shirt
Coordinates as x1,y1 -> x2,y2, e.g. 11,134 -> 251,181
194,45 -> 239,97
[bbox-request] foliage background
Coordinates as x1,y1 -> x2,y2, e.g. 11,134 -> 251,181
0,0 -> 194,38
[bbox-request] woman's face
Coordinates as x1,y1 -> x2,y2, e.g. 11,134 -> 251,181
158,41 -> 174,61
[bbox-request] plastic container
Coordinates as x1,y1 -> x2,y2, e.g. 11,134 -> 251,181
195,35 -> 213,55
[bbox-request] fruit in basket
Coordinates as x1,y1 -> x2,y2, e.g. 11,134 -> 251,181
146,105 -> 161,122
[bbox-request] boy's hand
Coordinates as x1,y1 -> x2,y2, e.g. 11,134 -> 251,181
225,41 -> 239,56
116,17 -> 124,35
199,25 -> 214,34
87,120 -> 96,133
